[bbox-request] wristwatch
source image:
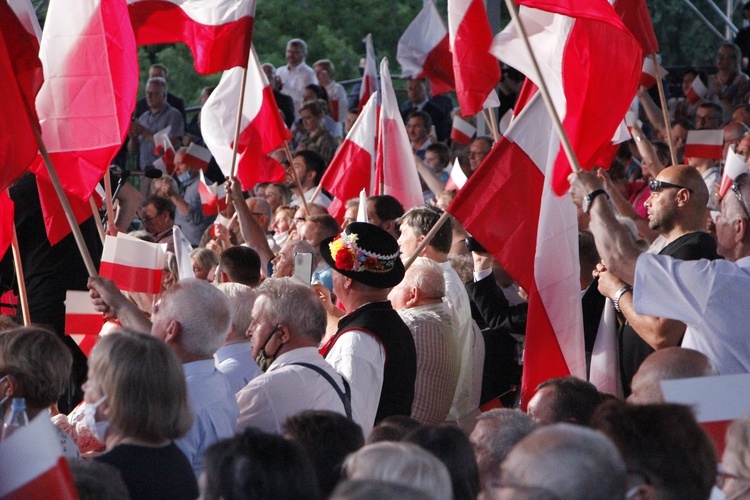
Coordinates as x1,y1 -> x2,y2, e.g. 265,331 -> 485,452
583,189 -> 609,214
613,285 -> 633,313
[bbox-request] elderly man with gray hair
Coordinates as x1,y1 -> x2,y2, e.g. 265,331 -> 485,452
494,423 -> 627,500
87,277 -> 238,477
469,409 -> 536,492
388,257 -> 460,425
215,283 -> 261,394
236,278 -> 354,434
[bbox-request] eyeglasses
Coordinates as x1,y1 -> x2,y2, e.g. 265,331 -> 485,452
141,212 -> 163,224
648,179 -> 693,193
731,178 -> 750,220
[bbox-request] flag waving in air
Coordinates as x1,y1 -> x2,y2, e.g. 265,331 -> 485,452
201,46 -> 290,191
491,0 -> 641,195
397,0 -> 455,96
358,34 -> 378,112
128,0 -> 255,74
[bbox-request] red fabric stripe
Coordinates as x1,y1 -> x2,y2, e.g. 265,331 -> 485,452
129,1 -> 253,74
639,71 -> 657,88
684,143 -> 723,160
453,0 -> 501,116
613,0 -> 659,56
0,192 -> 13,260
552,14 -> 641,195
450,128 -> 473,146
701,420 -> 731,457
320,140 -> 373,223
686,86 -> 700,105
419,35 -> 454,96
4,457 -> 77,500
65,314 -> 103,336
0,1 -> 42,193
99,260 -> 162,295
0,289 -> 18,315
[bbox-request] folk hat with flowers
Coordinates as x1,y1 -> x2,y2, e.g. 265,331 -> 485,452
320,222 -> 405,288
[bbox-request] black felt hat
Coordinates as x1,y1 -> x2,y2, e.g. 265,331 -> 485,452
320,222 -> 405,288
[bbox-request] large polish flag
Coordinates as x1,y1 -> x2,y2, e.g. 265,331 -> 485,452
448,92 -> 585,408
397,0 -> 455,96
448,0 -> 502,116
375,58 -> 424,212
0,413 -> 78,499
202,45 -> 290,191
0,192 -> 14,261
613,0 -> 658,57
491,0 -> 641,196
99,233 -> 166,295
0,0 -> 43,193
358,34 -> 379,112
128,0 -> 254,74
320,92 -> 378,223
30,0 -> 139,245
65,290 -> 103,357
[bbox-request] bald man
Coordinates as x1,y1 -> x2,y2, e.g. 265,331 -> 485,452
594,166 -> 720,393
628,347 -> 718,404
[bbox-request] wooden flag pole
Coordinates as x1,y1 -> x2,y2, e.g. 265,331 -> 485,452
308,183 -> 323,205
503,0 -> 581,173
652,54 -> 678,166
103,170 -> 117,234
33,131 -> 99,277
403,210 -> 452,271
224,66 -> 249,208
283,142 -> 310,215
10,225 -> 30,325
89,197 -> 106,243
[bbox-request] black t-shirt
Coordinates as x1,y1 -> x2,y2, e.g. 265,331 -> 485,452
96,442 -> 199,500
620,232 -> 720,395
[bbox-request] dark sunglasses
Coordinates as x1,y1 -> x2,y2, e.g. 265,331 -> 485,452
648,179 -> 693,193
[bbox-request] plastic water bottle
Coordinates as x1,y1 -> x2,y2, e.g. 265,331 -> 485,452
1,398 -> 29,441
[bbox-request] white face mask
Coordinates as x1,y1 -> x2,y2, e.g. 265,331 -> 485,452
83,395 -> 109,444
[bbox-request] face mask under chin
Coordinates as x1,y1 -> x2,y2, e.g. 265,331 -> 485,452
255,328 -> 283,372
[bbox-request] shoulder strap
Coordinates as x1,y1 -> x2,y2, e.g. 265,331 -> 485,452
290,362 -> 352,419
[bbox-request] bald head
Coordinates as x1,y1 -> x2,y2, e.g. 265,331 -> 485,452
628,347 -> 717,404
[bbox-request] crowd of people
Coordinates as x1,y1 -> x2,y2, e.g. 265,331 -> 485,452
2,29 -> 750,500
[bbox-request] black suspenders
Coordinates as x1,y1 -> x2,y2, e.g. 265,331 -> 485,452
290,362 -> 353,419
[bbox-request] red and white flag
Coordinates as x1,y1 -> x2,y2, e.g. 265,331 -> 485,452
445,158 -> 468,191
448,0 -> 502,116
0,0 -> 43,193
184,142 -> 212,171
30,0 -> 138,245
128,0 -> 255,75
589,298 -> 619,396
99,233 -> 165,295
684,129 -> 723,160
448,92 -> 585,408
64,290 -> 103,356
397,0 -> 455,96
321,92 -> 378,222
198,170 -> 228,216
202,45 -> 290,191
491,0 -> 641,195
358,34 -> 378,112
719,145 -> 749,198
686,75 -> 708,105
153,125 -> 176,173
662,374 -> 750,456
450,114 -> 476,146
640,57 -> 668,89
375,58 -> 424,212
0,412 -> 77,500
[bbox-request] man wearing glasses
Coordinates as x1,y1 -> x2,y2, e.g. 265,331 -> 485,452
570,167 -> 750,376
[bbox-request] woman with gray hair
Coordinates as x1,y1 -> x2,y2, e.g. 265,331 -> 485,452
88,329 -> 197,499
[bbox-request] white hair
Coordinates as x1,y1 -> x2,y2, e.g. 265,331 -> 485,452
217,282 -> 258,343
402,257 -> 445,299
343,442 -> 452,500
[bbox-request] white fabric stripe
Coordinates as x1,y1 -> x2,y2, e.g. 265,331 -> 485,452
127,0 -> 255,25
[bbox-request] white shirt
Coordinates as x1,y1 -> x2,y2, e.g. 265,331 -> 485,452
235,347 -> 351,434
276,62 -> 318,117
291,186 -> 332,208
214,342 -> 262,394
176,359 -> 239,477
325,327 -> 385,434
325,81 -> 348,123
633,253 -> 750,375
438,260 -> 484,422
